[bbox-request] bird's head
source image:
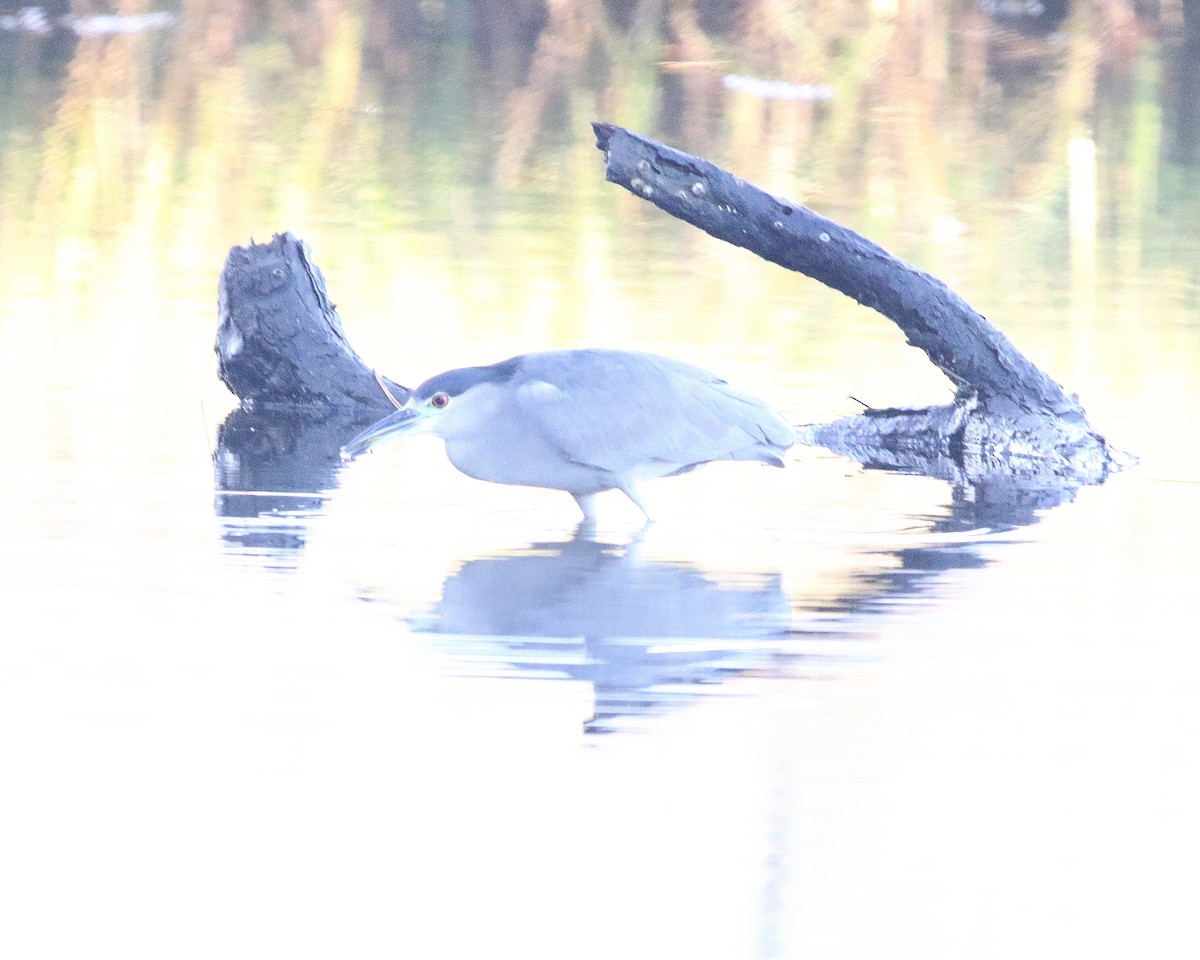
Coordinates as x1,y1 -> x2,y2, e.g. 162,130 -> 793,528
340,359 -> 520,460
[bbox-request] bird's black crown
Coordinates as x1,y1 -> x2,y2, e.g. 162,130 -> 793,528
413,356 -> 522,402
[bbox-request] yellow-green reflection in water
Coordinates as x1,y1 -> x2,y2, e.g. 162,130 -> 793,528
2,3 -> 1199,958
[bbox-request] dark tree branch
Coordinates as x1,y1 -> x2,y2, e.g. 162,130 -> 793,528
593,121 -> 1079,419
592,121 -> 1129,482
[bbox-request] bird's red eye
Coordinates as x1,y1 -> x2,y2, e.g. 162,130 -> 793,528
431,392 -> 450,408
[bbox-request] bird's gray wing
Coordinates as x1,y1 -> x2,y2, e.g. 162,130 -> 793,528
511,350 -> 793,473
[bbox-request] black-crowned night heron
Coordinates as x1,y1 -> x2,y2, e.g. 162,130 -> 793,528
341,348 -> 794,522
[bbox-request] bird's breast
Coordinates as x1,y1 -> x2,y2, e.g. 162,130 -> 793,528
442,431 -> 612,495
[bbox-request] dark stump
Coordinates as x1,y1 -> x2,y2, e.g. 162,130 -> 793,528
213,233 -> 408,542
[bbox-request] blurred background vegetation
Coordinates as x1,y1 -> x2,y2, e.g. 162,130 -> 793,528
0,0 -> 1196,402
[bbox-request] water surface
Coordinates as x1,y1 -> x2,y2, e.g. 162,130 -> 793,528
2,4 -> 1199,958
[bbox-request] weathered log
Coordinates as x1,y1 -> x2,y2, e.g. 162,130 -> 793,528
592,122 -> 1131,482
213,233 -> 408,521
216,232 -> 406,413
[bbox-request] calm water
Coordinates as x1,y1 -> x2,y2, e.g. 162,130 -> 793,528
3,4 -> 1200,958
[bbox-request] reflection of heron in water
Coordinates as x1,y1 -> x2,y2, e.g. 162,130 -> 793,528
412,534 -> 793,733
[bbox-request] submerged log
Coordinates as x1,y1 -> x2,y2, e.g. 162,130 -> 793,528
592,122 -> 1131,484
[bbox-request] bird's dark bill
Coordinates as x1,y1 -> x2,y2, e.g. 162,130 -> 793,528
341,409 -> 420,460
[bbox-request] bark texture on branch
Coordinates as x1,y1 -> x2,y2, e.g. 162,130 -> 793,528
216,232 -> 406,413
592,122 -> 1129,483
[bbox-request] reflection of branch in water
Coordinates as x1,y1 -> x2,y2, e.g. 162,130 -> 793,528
213,405 -> 342,558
